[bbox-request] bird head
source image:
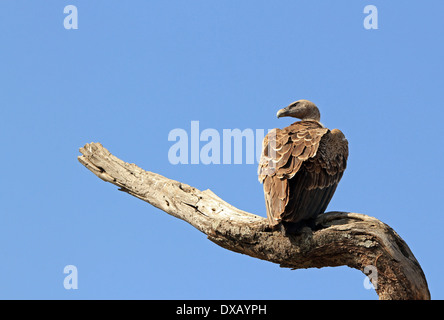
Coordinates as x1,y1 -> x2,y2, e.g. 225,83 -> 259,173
276,99 -> 321,121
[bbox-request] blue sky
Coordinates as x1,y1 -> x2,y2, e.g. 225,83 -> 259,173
0,1 -> 443,299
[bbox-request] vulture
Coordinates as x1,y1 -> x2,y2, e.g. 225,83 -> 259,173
258,99 -> 348,233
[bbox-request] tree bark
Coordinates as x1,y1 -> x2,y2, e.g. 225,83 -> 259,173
78,142 -> 430,300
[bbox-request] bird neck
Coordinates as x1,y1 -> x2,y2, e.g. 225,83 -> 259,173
297,119 -> 324,128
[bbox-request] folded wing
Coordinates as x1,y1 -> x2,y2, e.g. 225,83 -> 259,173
258,122 -> 348,226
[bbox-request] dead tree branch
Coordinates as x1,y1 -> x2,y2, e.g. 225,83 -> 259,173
77,142 -> 430,300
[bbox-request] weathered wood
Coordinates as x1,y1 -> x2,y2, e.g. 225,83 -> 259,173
78,142 -> 430,300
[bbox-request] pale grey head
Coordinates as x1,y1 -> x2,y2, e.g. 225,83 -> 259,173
276,99 -> 321,122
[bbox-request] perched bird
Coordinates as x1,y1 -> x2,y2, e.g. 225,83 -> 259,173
258,99 -> 348,233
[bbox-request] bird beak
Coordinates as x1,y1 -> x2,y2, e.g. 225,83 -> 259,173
276,107 -> 290,118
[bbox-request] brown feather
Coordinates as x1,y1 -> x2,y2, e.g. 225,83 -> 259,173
259,119 -> 348,227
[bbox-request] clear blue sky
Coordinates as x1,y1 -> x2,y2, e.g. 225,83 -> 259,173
1,1 -> 443,299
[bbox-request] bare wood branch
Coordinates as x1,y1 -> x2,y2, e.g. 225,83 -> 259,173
78,142 -> 430,300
